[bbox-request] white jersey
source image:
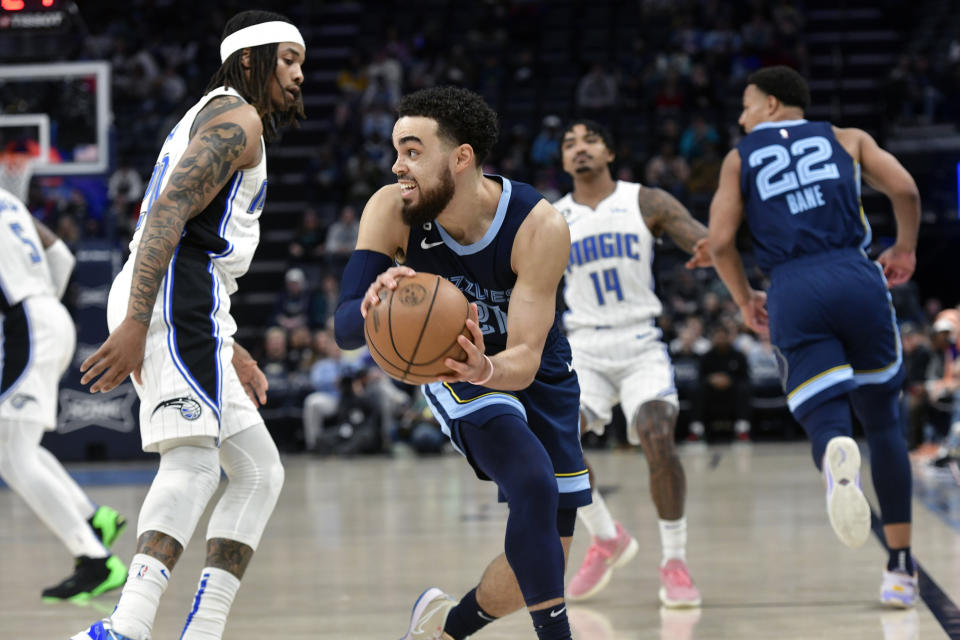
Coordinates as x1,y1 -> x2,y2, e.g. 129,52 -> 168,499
554,181 -> 662,332
128,86 -> 267,295
0,187 -> 55,308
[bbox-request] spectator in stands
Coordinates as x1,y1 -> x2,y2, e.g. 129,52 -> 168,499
687,63 -> 717,112
289,208 -> 325,261
393,393 -> 447,454
900,322 -> 933,448
746,332 -> 786,422
654,71 -> 686,115
665,266 -> 703,318
107,157 -> 144,207
364,48 -> 402,107
927,312 -> 960,462
645,140 -> 690,199
324,205 -> 360,257
741,11 -> 775,53
678,114 -> 720,161
686,141 -> 722,203
690,324 -> 751,441
287,325 -> 316,374
670,319 -> 703,435
926,312 -> 958,416
313,273 -> 341,329
670,317 -> 711,357
272,268 -> 316,331
302,329 -> 347,452
576,62 -> 618,112
261,326 -> 291,385
311,145 -> 342,202
530,115 -> 562,167
337,53 -> 368,98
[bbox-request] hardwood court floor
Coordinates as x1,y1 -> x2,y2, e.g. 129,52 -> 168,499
2,442 -> 957,638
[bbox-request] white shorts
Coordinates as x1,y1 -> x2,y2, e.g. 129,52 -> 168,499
568,324 -> 678,445
0,296 -> 75,429
108,257 -> 261,453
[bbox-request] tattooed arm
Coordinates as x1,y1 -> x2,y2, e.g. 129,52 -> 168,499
80,98 -> 263,392
638,185 -> 708,254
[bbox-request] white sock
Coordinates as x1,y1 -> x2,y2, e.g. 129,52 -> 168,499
111,554 -> 171,640
578,490 -> 618,540
659,517 -> 687,565
180,567 -> 242,640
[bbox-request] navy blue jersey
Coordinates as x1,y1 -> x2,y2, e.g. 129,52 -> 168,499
738,119 -> 870,272
404,176 -> 569,380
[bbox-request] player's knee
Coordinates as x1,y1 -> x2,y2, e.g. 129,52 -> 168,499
259,453 -> 284,505
222,426 -> 284,502
503,460 -> 557,513
634,402 -> 678,453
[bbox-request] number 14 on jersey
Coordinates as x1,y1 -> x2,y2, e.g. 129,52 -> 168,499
589,267 -> 623,305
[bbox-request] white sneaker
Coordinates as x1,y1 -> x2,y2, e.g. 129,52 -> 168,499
881,569 -> 918,609
823,436 -> 871,548
399,587 -> 457,640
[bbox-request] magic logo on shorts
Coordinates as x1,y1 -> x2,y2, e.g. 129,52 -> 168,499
9,394 -> 38,409
151,397 -> 202,421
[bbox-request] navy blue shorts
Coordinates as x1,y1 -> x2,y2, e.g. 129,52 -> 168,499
767,249 -> 903,421
422,371 -> 591,509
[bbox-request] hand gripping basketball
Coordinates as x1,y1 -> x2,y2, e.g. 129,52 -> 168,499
437,302 -> 490,385
360,265 -> 417,318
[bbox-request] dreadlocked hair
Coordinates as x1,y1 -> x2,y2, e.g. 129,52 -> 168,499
205,10 -> 305,142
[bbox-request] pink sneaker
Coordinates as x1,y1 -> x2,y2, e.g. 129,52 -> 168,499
568,522 -> 638,601
658,559 -> 702,608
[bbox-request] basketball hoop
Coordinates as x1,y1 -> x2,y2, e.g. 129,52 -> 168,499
0,153 -> 35,203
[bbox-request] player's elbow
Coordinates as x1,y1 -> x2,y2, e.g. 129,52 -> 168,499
897,182 -> 921,207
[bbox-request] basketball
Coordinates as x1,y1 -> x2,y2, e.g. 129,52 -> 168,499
364,272 -> 471,384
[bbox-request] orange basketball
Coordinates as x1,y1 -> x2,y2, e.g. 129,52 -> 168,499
364,272 -> 471,384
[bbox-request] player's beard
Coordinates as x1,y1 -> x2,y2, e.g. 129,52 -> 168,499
401,167 -> 455,227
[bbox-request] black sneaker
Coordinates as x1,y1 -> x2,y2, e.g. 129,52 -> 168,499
42,555 -> 126,601
88,505 -> 127,549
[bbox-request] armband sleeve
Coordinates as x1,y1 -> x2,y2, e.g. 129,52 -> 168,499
333,249 -> 394,349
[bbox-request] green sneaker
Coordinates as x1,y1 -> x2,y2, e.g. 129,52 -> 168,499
42,554 -> 127,601
88,505 -> 127,549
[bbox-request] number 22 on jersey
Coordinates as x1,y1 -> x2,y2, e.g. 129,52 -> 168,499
748,135 -> 840,214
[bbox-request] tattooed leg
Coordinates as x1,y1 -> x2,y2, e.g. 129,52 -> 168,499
136,530 -> 185,569
635,400 -> 685,520
205,538 -> 255,579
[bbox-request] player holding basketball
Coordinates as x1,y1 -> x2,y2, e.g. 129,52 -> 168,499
0,187 -> 128,601
335,86 -> 587,640
554,119 -> 708,606
72,10 -> 305,639
709,66 -> 920,606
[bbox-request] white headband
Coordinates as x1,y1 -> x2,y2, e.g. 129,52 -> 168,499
220,21 -> 305,63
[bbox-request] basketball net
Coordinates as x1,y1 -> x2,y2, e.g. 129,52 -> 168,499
0,153 -> 35,203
